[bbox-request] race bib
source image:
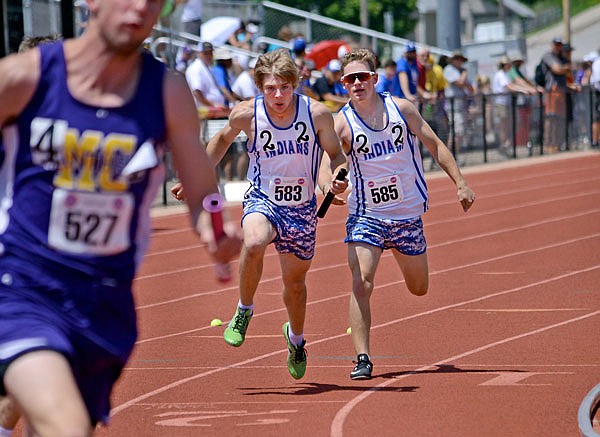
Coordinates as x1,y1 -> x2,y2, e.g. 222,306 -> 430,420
365,175 -> 403,207
268,176 -> 309,206
48,188 -> 134,255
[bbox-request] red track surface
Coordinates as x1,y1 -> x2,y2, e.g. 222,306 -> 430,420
81,152 -> 600,436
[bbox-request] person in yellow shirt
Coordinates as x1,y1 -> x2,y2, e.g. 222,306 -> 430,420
419,49 -> 449,145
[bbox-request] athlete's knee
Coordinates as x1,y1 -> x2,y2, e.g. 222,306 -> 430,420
407,281 -> 428,296
241,237 -> 268,257
29,413 -> 92,437
352,278 -> 374,300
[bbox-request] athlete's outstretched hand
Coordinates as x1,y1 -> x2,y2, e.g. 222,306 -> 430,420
457,185 -> 476,212
171,182 -> 185,201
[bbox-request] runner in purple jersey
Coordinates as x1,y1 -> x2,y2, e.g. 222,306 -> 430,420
0,0 -> 240,433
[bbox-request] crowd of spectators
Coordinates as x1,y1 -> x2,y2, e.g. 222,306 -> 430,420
165,14 -> 600,174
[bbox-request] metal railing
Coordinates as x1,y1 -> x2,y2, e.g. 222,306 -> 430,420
259,0 -> 452,60
156,86 -> 599,206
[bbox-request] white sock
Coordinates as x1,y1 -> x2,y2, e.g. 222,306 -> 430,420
238,301 -> 254,312
287,325 -> 304,346
0,426 -> 13,437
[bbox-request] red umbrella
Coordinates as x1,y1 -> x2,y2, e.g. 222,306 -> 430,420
305,40 -> 350,70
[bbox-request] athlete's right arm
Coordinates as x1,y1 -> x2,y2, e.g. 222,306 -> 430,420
0,50 -> 40,128
205,99 -> 253,165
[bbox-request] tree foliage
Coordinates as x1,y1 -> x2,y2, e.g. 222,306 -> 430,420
272,0 -> 419,38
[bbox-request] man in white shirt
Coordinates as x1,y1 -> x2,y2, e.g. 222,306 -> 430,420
184,41 -> 226,110
180,0 -> 202,36
232,57 -> 260,100
443,51 -> 473,154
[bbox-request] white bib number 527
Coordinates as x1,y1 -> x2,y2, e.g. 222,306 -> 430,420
366,175 -> 403,207
48,188 -> 134,255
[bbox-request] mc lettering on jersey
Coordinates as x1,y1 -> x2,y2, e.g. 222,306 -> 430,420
30,117 -> 136,191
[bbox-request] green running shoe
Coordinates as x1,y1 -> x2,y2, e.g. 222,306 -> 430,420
223,307 -> 253,347
282,322 -> 307,379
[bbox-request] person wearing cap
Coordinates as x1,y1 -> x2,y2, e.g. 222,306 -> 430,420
506,51 -> 540,150
212,46 -> 244,107
184,42 -> 228,114
541,37 -> 572,152
291,37 -> 307,61
507,51 -> 542,93
577,52 -> 597,86
443,50 -> 473,155
492,55 -> 535,155
395,42 -> 424,102
312,59 -> 349,112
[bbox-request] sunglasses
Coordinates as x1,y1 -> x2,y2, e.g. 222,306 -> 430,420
341,71 -> 375,85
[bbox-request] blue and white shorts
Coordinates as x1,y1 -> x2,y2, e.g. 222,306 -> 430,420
242,188 -> 317,260
344,214 -> 427,255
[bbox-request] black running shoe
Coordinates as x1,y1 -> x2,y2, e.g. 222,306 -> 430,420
350,354 -> 373,380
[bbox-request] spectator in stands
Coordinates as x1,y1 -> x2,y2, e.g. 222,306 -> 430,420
443,50 -> 473,155
396,42 -> 422,102
179,0 -> 202,36
507,51 -> 539,150
541,37 -> 571,152
185,42 -> 228,117
213,46 -> 243,107
74,0 -> 89,36
473,74 -> 495,144
228,21 -> 253,51
175,45 -> 194,73
176,0 -> 203,36
312,59 -> 348,112
17,34 -> 59,52
229,57 -> 261,181
291,37 -> 308,62
562,43 -> 583,148
508,51 -> 542,93
375,59 -> 401,97
420,50 -> 448,144
295,57 -> 319,100
267,25 -> 293,52
232,57 -> 259,100
492,55 -> 533,155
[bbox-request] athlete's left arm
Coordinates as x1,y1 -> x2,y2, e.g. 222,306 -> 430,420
395,97 -> 476,212
312,101 -> 348,197
163,71 -> 241,260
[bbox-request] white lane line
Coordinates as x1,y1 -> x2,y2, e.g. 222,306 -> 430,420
135,233 -> 600,343
111,265 -> 600,417
330,310 -> 600,437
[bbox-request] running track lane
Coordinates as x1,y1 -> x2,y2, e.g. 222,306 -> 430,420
89,151 -> 600,437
